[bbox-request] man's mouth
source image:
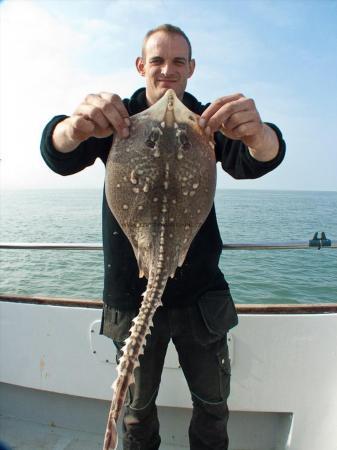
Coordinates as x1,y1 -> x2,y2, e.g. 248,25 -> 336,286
157,79 -> 177,84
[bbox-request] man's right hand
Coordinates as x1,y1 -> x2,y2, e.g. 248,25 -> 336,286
52,92 -> 130,153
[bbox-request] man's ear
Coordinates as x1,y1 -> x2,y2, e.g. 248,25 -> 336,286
136,57 -> 145,76
188,58 -> 196,78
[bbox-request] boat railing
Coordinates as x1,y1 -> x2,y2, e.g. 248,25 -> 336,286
1,234 -> 336,312
0,234 -> 336,251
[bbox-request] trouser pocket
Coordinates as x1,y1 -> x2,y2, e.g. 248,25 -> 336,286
101,305 -> 137,343
197,289 -> 238,340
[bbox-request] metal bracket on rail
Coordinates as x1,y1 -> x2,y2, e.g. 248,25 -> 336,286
309,232 -> 331,249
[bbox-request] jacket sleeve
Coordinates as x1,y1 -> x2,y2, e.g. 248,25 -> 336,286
40,115 -> 113,176
214,122 -> 286,179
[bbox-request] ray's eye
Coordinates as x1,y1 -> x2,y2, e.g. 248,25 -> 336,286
145,140 -> 156,148
146,128 -> 160,148
179,131 -> 191,150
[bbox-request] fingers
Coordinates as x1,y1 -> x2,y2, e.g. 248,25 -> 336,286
52,92 -> 131,152
211,100 -> 254,131
222,110 -> 261,137
226,120 -> 262,140
74,103 -> 110,130
200,93 -> 244,127
67,115 -> 96,140
100,92 -> 130,124
74,92 -> 130,139
199,93 -> 262,138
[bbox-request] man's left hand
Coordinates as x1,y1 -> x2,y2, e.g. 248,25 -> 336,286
199,93 -> 279,162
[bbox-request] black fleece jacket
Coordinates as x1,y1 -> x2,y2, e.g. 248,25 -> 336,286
40,87 -> 286,310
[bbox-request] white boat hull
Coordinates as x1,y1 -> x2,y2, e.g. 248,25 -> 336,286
1,298 -> 337,450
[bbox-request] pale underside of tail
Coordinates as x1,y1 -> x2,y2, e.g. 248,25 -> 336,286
102,265 -> 167,450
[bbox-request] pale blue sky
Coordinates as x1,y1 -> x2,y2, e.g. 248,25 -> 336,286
1,0 -> 336,191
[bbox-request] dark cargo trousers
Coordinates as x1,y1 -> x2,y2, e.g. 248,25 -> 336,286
102,290 -> 237,450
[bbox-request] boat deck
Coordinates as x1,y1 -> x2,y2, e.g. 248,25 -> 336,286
0,382 -> 293,450
0,382 -> 191,450
0,415 -> 187,450
1,415 -> 107,450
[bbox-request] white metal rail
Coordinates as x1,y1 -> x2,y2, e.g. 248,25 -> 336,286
0,240 -> 336,251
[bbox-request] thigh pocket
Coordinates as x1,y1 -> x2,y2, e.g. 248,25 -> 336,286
102,305 -> 137,343
197,289 -> 238,340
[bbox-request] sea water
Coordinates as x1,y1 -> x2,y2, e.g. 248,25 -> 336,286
1,189 -> 336,304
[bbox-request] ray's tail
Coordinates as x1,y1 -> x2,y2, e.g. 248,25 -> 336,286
102,268 -> 167,450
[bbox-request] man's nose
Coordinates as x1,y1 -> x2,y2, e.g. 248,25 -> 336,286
161,63 -> 174,76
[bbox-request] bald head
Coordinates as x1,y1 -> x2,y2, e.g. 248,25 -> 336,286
141,24 -> 192,61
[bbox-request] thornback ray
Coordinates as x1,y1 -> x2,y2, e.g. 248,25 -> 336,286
102,89 -> 216,450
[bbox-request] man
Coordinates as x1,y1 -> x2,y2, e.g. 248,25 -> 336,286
41,24 -> 285,450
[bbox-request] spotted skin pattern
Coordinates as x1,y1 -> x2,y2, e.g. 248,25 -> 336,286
103,89 -> 216,449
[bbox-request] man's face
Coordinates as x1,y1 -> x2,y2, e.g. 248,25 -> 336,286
136,31 -> 195,105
